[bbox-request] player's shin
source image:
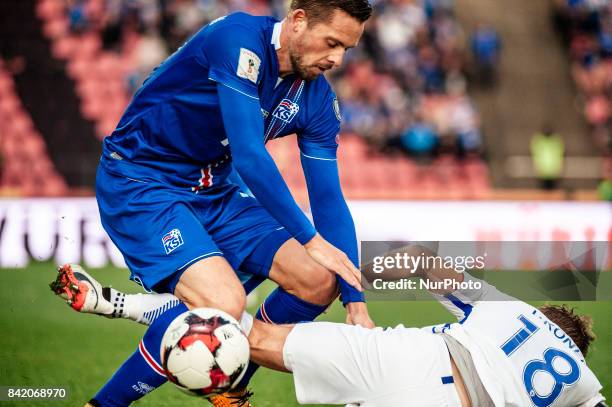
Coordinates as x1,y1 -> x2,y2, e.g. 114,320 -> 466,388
89,348 -> 167,407
90,301 -> 188,406
235,287 -> 328,389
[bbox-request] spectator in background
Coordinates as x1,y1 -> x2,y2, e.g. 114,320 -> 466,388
67,0 -> 89,33
64,0 -> 485,164
530,125 -> 565,190
400,114 -> 439,162
554,0 -> 612,160
127,29 -> 168,93
471,22 -> 501,87
448,94 -> 482,156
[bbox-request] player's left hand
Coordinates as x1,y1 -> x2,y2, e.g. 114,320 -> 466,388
345,302 -> 375,328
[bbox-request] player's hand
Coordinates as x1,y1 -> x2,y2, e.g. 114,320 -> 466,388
345,302 -> 375,328
303,234 -> 363,292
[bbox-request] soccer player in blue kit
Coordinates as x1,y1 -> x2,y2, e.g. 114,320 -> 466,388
50,0 -> 375,406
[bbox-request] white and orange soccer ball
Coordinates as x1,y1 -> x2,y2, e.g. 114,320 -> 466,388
160,308 -> 250,396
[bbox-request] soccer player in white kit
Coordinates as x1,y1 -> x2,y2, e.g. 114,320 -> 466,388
245,262 -> 606,406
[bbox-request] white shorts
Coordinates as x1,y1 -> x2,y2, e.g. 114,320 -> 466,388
283,322 -> 462,407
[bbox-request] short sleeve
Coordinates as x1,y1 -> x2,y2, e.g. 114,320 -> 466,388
203,22 -> 264,99
298,83 -> 341,160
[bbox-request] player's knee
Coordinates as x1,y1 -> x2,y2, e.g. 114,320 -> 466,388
293,263 -> 338,305
177,282 -> 246,320
186,289 -> 246,320
220,293 -> 247,321
175,257 -> 247,320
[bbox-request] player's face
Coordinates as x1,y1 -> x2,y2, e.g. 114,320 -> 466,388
289,9 -> 364,80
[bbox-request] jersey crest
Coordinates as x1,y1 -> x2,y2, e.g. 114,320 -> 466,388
264,78 -> 305,142
272,99 -> 300,123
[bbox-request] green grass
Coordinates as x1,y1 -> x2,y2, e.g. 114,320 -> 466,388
0,263 -> 610,406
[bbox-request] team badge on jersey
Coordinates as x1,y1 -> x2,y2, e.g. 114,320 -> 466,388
272,99 -> 300,123
333,98 -> 342,121
237,48 -> 261,84
162,229 -> 184,254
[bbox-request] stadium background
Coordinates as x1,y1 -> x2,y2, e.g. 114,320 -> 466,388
0,0 -> 610,405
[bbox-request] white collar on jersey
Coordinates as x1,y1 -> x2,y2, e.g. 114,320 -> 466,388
272,20 -> 283,50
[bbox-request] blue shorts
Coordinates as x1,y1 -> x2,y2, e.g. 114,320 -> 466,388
96,160 -> 291,294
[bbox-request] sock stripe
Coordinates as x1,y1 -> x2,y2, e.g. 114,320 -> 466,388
138,341 -> 166,377
142,299 -> 181,325
259,301 -> 275,324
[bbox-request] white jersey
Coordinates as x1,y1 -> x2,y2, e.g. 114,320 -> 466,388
427,274 -> 604,407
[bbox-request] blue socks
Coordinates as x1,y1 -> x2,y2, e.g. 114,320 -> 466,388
235,288 -> 329,389
256,287 -> 328,324
91,288 -> 329,405
91,302 -> 188,406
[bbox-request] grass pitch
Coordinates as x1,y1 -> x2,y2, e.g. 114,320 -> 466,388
1,263 -> 610,406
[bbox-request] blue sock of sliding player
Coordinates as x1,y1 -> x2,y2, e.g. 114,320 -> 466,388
236,287 -> 328,389
90,302 -> 188,406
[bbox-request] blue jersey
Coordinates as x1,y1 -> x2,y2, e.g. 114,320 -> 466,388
103,13 -> 339,187
99,12 -> 364,304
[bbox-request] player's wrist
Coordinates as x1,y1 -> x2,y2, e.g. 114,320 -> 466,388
339,289 -> 366,306
346,301 -> 367,311
302,232 -> 323,249
294,231 -> 322,249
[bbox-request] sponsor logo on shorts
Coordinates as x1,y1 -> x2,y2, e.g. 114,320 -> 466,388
272,99 -> 300,123
162,229 -> 184,254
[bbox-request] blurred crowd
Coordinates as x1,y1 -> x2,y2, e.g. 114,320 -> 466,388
553,0 -> 612,155
63,0 -> 485,160
333,0 -> 484,161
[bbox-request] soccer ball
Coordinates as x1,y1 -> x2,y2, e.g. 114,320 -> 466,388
160,308 -> 250,396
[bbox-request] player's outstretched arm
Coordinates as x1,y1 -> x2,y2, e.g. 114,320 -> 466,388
301,153 -> 371,326
217,84 -> 363,293
248,319 -> 294,373
248,317 -> 377,405
217,83 -> 316,244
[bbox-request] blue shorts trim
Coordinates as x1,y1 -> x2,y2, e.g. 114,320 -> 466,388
96,164 -> 294,294
155,228 -> 291,294
154,251 -> 224,294
240,227 -> 291,278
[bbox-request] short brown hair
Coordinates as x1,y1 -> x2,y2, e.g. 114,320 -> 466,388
290,0 -> 373,24
539,304 -> 596,357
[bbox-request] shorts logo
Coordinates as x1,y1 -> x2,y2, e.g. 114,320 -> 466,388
272,99 -> 300,123
162,229 -> 184,254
